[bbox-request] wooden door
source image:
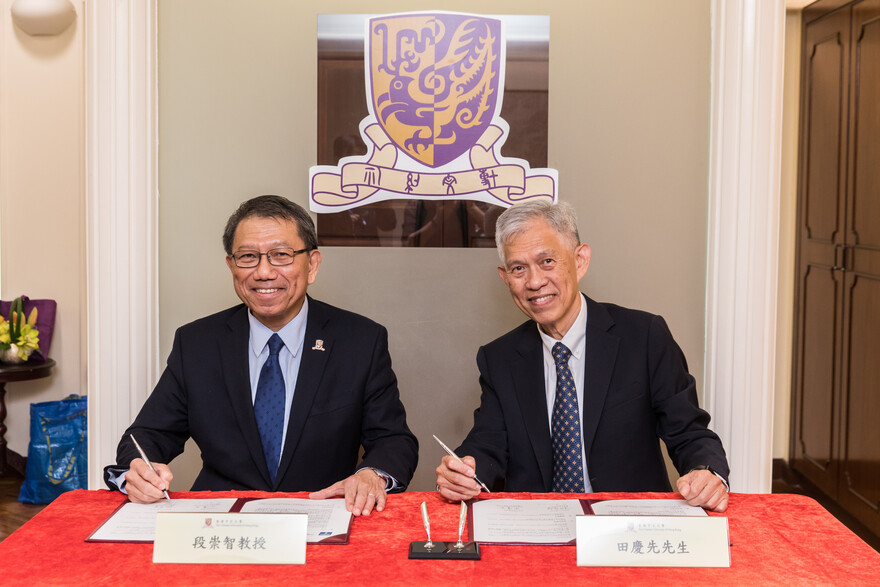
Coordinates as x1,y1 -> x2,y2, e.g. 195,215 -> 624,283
792,7 -> 851,499
838,0 -> 880,537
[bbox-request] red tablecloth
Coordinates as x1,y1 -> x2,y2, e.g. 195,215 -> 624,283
1,490 -> 877,586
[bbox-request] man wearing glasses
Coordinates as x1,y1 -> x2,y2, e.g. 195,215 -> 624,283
104,195 -> 418,516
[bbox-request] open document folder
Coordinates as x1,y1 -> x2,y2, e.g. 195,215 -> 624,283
468,498 -> 707,545
87,497 -> 353,544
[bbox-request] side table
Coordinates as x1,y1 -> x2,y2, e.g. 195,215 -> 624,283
0,358 -> 56,477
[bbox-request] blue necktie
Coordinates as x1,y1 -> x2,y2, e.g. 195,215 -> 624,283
254,333 -> 285,484
551,342 -> 585,492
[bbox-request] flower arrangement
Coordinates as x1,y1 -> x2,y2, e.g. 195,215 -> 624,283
0,296 -> 40,363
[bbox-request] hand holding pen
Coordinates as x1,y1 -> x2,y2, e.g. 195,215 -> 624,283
128,434 -> 172,503
433,434 -> 490,501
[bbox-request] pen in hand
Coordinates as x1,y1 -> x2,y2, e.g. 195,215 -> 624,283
130,434 -> 171,501
433,434 -> 490,493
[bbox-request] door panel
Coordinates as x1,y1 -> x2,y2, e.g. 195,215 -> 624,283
838,0 -> 880,538
850,3 -> 880,249
804,31 -> 846,243
792,8 -> 851,498
794,266 -> 841,495
840,273 -> 880,535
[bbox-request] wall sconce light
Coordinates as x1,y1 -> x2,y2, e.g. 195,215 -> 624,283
11,0 -> 76,36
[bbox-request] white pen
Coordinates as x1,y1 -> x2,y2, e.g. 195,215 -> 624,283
433,434 -> 490,493
130,434 -> 171,501
420,501 -> 434,549
455,500 -> 468,549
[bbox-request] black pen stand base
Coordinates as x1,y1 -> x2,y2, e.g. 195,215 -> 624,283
408,541 -> 481,560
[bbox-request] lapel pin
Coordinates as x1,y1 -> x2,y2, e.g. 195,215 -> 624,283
311,339 -> 325,351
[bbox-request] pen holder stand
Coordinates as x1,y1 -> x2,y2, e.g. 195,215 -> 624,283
408,540 -> 480,560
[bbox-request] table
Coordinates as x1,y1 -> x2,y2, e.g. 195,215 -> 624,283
0,490 -> 877,586
0,359 -> 55,477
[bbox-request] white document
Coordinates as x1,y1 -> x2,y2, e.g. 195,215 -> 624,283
88,499 -> 238,542
590,499 -> 707,517
471,499 -> 586,544
470,499 -> 709,545
88,497 -> 354,544
238,498 -> 353,543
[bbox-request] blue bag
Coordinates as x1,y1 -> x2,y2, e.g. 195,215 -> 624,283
18,394 -> 88,504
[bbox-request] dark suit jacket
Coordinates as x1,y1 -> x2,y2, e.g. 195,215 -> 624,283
104,297 -> 418,492
457,296 -> 729,492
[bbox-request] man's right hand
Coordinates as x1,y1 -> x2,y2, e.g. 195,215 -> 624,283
125,458 -> 173,504
436,455 -> 482,502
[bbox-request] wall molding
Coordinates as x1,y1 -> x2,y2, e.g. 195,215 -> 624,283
85,0 -> 159,488
704,0 -> 786,493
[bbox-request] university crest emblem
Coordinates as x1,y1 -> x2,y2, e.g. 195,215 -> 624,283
310,11 -> 557,212
370,14 -> 501,168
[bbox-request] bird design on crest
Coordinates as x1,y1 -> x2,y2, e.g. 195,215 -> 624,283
372,17 -> 499,168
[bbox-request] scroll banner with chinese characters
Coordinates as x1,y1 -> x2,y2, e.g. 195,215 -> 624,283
311,124 -> 555,210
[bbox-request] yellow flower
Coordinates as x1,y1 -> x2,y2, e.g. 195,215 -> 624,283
19,326 -> 39,348
10,326 -> 38,360
0,299 -> 41,360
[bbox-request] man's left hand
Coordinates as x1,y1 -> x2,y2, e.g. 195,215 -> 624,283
309,469 -> 387,516
676,469 -> 729,512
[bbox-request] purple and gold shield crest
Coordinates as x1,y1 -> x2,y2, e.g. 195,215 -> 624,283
368,14 -> 502,168
310,12 -> 557,212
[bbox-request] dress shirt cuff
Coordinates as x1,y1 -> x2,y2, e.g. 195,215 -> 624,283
715,471 -> 730,492
356,467 -> 400,492
688,465 -> 729,492
106,467 -> 130,495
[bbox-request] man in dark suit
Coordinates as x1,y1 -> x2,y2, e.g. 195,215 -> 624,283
436,200 -> 729,511
105,195 -> 418,516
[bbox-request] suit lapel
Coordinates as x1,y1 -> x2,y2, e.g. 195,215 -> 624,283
275,297 -> 330,484
514,328 -> 554,491
581,296 -> 619,464
220,306 -> 273,486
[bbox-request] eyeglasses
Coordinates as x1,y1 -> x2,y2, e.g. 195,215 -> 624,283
230,248 -> 312,268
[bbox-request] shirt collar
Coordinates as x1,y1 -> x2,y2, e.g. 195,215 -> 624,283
247,297 -> 309,358
538,293 -> 588,360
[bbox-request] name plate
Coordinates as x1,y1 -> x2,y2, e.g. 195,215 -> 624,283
576,515 -> 730,567
153,512 -> 307,564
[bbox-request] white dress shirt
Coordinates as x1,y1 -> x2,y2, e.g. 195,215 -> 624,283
538,293 -> 593,492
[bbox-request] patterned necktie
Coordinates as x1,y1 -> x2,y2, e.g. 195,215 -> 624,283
254,333 -> 285,484
551,342 -> 585,492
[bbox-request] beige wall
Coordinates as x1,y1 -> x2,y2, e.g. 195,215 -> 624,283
0,1 -> 798,493
159,0 -> 712,491
0,1 -> 85,457
774,10 -> 802,460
